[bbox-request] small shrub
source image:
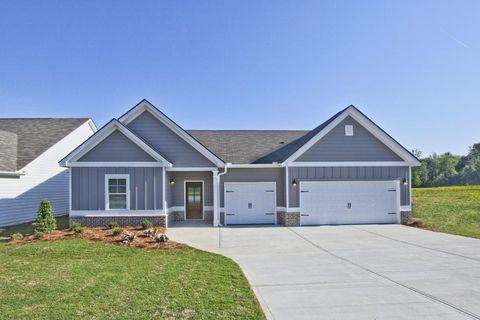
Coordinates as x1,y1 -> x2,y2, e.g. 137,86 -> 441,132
32,199 -> 57,233
141,219 -> 153,229
34,231 -> 45,239
108,221 -> 119,229
155,233 -> 169,243
113,227 -> 123,236
10,233 -> 23,241
126,234 -> 136,243
71,222 -> 84,233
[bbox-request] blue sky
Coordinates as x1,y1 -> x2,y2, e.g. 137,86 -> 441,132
1,1 -> 479,156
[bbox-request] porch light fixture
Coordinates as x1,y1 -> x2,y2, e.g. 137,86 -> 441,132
402,178 -> 407,186
292,179 -> 297,187
169,178 -> 175,185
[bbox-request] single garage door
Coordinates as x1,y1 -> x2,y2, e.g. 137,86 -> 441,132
300,181 -> 400,225
224,182 -> 276,225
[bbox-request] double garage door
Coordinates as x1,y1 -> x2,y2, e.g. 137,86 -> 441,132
300,181 -> 400,225
223,180 -> 400,225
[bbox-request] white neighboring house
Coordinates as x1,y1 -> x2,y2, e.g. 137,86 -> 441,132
0,118 -> 96,227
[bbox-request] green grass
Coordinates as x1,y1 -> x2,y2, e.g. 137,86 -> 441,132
412,185 -> 480,239
0,239 -> 265,319
0,215 -> 69,242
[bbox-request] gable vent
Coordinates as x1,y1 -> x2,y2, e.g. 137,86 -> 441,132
345,125 -> 354,136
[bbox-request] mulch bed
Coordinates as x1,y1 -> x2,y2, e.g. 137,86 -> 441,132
7,226 -> 188,250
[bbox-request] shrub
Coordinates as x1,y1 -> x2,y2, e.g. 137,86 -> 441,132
32,199 -> 57,233
125,234 -> 136,243
10,233 -> 23,241
113,227 -> 123,236
154,233 -> 169,243
108,221 -> 119,229
34,231 -> 45,239
141,219 -> 153,229
71,222 -> 84,233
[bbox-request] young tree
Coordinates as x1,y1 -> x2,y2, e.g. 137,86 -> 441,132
33,199 -> 57,233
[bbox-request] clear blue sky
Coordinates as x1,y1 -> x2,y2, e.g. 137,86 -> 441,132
1,1 -> 479,156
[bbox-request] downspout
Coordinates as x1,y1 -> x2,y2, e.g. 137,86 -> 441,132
215,163 -> 231,226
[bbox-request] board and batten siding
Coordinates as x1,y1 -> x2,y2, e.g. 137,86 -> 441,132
296,116 -> 403,162
219,168 -> 285,207
78,130 -> 156,162
288,166 -> 410,207
127,111 -> 215,167
71,167 -> 163,211
168,171 -> 213,207
0,121 -> 95,227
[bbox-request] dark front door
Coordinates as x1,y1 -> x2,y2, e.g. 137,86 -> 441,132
186,182 -> 203,219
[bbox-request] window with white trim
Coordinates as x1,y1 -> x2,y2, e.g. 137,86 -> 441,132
345,125 -> 354,136
105,174 -> 130,210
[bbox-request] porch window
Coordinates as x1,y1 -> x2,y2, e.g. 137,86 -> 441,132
105,174 -> 130,210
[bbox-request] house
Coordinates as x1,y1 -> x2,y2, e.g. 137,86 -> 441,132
60,99 -> 420,228
0,118 -> 96,227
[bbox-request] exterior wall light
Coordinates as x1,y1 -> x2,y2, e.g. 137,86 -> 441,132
292,179 -> 297,187
402,178 -> 407,186
170,178 -> 175,185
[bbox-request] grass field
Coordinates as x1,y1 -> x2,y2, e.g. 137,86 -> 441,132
412,185 -> 480,239
0,239 -> 265,319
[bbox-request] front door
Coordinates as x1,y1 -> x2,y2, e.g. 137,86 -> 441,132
186,182 -> 203,219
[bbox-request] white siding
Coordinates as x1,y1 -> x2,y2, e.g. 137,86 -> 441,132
0,121 -> 95,227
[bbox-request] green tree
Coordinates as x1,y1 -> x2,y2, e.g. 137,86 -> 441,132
33,199 -> 57,233
459,143 -> 480,185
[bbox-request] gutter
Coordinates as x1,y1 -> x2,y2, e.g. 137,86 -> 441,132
0,170 -> 26,177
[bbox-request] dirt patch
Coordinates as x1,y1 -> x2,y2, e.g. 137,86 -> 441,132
406,218 -> 427,228
7,226 -> 188,250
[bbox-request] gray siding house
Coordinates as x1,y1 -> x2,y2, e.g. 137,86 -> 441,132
60,100 -> 420,227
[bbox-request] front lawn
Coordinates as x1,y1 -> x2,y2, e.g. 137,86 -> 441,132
0,215 -> 69,242
412,185 -> 480,239
0,238 -> 265,319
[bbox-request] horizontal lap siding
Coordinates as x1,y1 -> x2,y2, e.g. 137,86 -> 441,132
289,166 -> 409,207
127,111 -> 215,167
78,130 -> 156,162
219,168 -> 285,207
296,116 -> 403,162
168,171 -> 213,207
71,167 -> 163,210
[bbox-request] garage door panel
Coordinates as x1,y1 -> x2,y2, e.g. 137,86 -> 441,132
225,182 -> 276,225
300,181 -> 399,225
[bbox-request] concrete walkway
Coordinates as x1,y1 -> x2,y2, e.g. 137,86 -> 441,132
168,224 -> 480,320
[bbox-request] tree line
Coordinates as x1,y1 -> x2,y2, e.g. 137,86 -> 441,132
412,143 -> 480,187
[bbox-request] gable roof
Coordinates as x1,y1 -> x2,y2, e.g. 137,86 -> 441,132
59,119 -> 171,166
0,118 -> 92,171
118,99 -> 225,166
188,130 -> 308,164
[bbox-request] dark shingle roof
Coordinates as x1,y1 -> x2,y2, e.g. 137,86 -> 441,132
0,118 -> 90,171
187,107 -> 348,164
187,130 -> 309,164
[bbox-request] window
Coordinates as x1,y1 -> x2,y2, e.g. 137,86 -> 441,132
105,174 -> 130,210
345,125 -> 354,136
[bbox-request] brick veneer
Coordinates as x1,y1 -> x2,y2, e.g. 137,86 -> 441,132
400,211 -> 412,225
70,216 -> 166,228
277,212 -> 300,226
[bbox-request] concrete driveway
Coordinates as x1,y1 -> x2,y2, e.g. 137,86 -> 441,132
168,224 -> 480,320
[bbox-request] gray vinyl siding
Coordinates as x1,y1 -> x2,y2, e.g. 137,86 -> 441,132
219,168 -> 285,207
127,111 -> 215,167
71,167 -> 163,210
296,116 -> 403,162
168,171 -> 213,207
78,130 -> 156,162
288,166 -> 410,207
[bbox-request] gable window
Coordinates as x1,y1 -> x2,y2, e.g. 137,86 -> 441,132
345,125 -> 354,136
105,174 -> 130,210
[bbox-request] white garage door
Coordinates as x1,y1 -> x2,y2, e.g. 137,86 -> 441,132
224,182 -> 276,225
300,181 -> 400,225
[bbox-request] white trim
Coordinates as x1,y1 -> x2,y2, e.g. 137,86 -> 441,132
409,166 -> 412,207
212,170 -> 220,227
68,161 -> 164,167
104,174 -> 130,211
285,166 -> 290,209
401,205 -> 412,211
71,210 -> 165,217
86,118 -> 98,132
166,167 -> 218,172
68,167 -> 72,215
289,161 -> 411,167
0,170 -> 26,176
225,164 -> 282,168
162,167 -> 166,215
61,119 -> 171,167
223,181 -> 277,226
282,106 -> 420,166
118,100 -> 224,166
286,207 -> 300,213
166,205 -> 214,214
184,180 -> 205,220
